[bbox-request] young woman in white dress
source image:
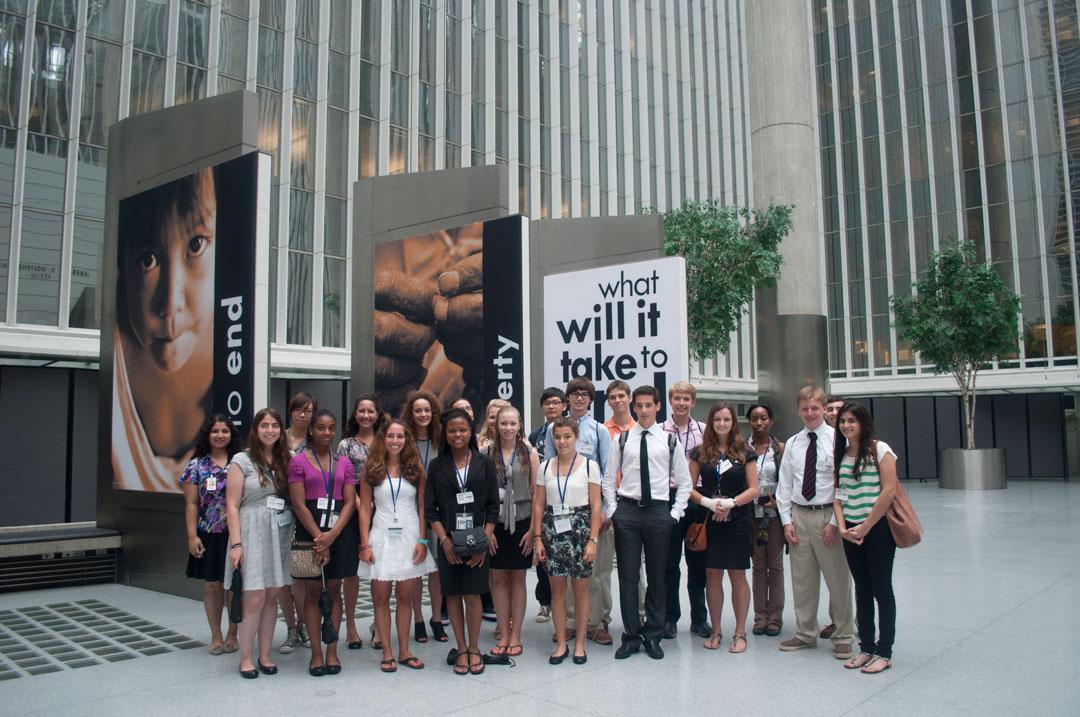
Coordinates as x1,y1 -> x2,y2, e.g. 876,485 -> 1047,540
358,420 -> 436,672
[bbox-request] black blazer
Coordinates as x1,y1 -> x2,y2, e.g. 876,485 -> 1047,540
424,450 -> 500,529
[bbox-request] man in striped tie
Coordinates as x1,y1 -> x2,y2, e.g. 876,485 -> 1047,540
775,386 -> 854,659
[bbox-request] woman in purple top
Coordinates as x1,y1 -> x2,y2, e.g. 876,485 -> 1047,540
288,410 -> 358,677
180,413 -> 241,655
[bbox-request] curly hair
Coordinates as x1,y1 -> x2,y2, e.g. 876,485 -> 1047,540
344,393 -> 387,438
401,390 -> 441,444
362,420 -> 425,488
698,402 -> 749,465
246,407 -> 291,496
192,413 -> 241,459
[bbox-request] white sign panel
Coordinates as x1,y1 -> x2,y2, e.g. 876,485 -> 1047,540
543,256 -> 689,421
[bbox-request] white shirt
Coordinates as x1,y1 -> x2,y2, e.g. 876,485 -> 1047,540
536,456 -> 600,509
776,422 -> 837,526
602,423 -> 692,521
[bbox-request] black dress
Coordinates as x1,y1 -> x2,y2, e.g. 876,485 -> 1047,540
690,446 -> 756,570
424,450 -> 500,595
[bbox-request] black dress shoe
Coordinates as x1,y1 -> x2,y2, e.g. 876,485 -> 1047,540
573,651 -> 587,665
691,622 -> 713,638
257,661 -> 277,675
239,666 -> 258,679
614,641 -> 640,660
662,622 -> 677,639
308,664 -> 326,677
549,648 -> 569,665
325,663 -> 341,675
644,640 -> 665,660
752,625 -> 767,636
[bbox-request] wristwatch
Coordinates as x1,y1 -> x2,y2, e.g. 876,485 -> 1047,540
589,537 -> 598,544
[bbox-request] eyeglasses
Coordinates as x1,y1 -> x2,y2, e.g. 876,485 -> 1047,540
569,390 -> 591,398
542,399 -> 565,407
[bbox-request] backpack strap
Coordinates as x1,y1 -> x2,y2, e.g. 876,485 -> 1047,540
667,431 -> 677,478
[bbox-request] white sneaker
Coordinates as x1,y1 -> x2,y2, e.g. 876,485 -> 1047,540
279,627 -> 299,654
536,606 -> 550,623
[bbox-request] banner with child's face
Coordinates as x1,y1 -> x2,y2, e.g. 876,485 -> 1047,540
111,153 -> 267,492
372,215 -> 529,418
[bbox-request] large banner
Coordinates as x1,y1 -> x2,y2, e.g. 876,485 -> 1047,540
111,153 -> 269,492
544,256 -> 689,422
373,215 -> 529,417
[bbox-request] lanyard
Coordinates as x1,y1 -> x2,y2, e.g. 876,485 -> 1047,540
676,421 -> 695,456
555,453 -> 577,506
312,450 -> 336,498
387,470 -> 402,515
499,447 -> 516,471
455,457 -> 470,491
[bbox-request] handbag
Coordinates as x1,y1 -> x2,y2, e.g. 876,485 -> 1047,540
290,540 -> 322,578
451,527 -> 489,558
685,518 -> 708,552
869,441 -> 923,548
228,571 -> 243,623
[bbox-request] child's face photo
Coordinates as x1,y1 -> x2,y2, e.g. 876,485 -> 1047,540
123,169 -> 216,373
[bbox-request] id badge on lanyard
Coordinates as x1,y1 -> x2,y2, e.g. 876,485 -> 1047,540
455,513 -> 474,530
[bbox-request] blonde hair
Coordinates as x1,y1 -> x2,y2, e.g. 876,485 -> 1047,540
796,385 -> 827,406
668,381 -> 697,401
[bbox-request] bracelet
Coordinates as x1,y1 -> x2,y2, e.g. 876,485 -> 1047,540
358,544 -> 370,550
230,543 -> 242,549
417,538 -> 429,545
440,535 -> 452,545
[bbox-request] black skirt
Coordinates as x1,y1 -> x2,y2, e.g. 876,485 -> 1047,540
294,501 -> 360,580
704,509 -> 754,570
437,544 -> 490,596
186,531 -> 228,582
490,519 -> 532,570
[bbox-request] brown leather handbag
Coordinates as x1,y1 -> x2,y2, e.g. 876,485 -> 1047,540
870,441 -> 923,548
685,518 -> 708,552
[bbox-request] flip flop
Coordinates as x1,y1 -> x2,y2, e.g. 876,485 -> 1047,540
861,656 -> 891,674
507,644 -> 523,657
729,634 -> 747,654
468,649 -> 485,675
703,636 -> 722,650
489,644 -> 509,656
208,643 -> 224,655
453,652 -> 469,675
399,656 -> 425,670
380,658 -> 397,673
845,652 -> 874,669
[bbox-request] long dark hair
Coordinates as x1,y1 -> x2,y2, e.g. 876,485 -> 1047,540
247,408 -> 291,496
345,393 -> 386,438
440,408 -> 479,455
192,413 -> 241,459
401,390 -> 442,444
363,420 -> 425,488
698,402 -> 748,465
833,401 -> 877,486
305,408 -> 338,449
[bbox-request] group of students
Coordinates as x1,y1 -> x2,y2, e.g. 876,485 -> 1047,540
179,381 -> 899,678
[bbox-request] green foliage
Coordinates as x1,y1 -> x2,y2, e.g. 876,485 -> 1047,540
656,200 -> 793,359
890,240 -> 1021,448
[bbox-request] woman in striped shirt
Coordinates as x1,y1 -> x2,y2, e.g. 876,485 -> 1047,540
832,402 -> 898,675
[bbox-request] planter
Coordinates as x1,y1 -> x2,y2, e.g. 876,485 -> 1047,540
937,448 -> 1007,490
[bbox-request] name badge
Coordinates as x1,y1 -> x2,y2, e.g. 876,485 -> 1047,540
205,477 -> 218,491
266,496 -> 285,511
328,513 -> 339,529
553,516 -> 572,534
455,513 -> 474,530
317,497 -> 329,511
456,491 -> 474,505
552,504 -> 571,516
836,489 -> 849,502
275,511 -> 292,528
387,526 -> 404,540
498,487 -> 506,502
718,459 -> 733,475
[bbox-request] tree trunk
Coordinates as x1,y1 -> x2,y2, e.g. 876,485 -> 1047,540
966,368 -> 978,450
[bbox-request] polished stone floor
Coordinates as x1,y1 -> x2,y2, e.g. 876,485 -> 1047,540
0,482 -> 1077,716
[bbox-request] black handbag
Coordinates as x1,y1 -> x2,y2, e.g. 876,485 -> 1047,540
451,527 -> 489,558
228,571 -> 243,623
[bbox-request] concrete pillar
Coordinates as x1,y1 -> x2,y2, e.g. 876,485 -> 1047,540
746,1 -> 828,438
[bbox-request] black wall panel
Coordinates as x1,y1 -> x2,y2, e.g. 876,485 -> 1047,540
992,395 -> 1029,477
904,396 -> 937,479
71,369 -> 99,521
1029,394 -> 1067,477
870,396 -> 907,478
935,396 -> 963,450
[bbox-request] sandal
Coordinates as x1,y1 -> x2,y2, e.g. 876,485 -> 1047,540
380,657 -> 397,673
861,656 -> 891,674
468,649 -> 485,675
415,621 -> 429,643
399,655 -> 425,670
453,651 -> 470,676
507,644 -> 523,657
729,634 -> 747,654
430,618 -> 449,642
369,624 -> 382,650
208,643 -> 224,656
223,640 -> 238,653
845,652 -> 874,670
489,644 -> 509,656
703,635 -> 722,650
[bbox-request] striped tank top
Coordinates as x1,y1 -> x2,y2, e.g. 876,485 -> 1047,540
838,440 -> 896,524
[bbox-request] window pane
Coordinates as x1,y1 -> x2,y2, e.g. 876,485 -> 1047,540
257,26 -> 283,89
0,13 -> 26,130
74,143 -> 106,219
80,38 -> 120,147
389,125 -> 407,174
257,89 -> 281,176
324,196 -> 346,256
329,0 -> 349,52
358,116 -> 377,178
286,251 -> 312,344
16,209 -> 62,325
0,205 -> 9,321
218,13 -> 247,79
325,108 -> 347,197
133,0 -> 168,54
23,134 -> 66,213
28,22 -> 75,137
360,0 -> 380,63
174,64 -> 206,104
359,61 -> 378,118
328,51 -> 348,108
295,0 -> 317,42
86,0 -> 125,42
129,50 -> 164,115
291,99 -> 314,189
288,188 -> 313,250
293,39 -> 317,100
37,0 -> 77,28
178,0 -> 208,66
323,257 -> 345,347
69,215 -> 102,328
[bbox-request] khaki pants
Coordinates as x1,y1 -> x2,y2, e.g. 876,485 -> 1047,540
790,505 -> 854,645
752,515 -> 784,629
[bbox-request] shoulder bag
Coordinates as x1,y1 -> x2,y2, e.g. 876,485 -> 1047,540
870,441 -> 923,548
451,527 -> 489,558
685,456 -> 715,553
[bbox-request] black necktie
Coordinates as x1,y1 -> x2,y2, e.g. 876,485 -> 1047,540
802,431 -> 817,502
639,431 -> 652,503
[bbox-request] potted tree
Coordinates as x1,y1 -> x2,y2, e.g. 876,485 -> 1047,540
890,240 -> 1021,490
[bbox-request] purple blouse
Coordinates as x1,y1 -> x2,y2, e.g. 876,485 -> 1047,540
178,455 -> 229,533
288,450 -> 356,501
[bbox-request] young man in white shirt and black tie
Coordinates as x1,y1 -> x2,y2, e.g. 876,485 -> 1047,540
775,386 -> 855,659
602,386 -> 692,660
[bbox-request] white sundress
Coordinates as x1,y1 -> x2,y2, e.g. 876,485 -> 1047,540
358,477 -> 436,582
